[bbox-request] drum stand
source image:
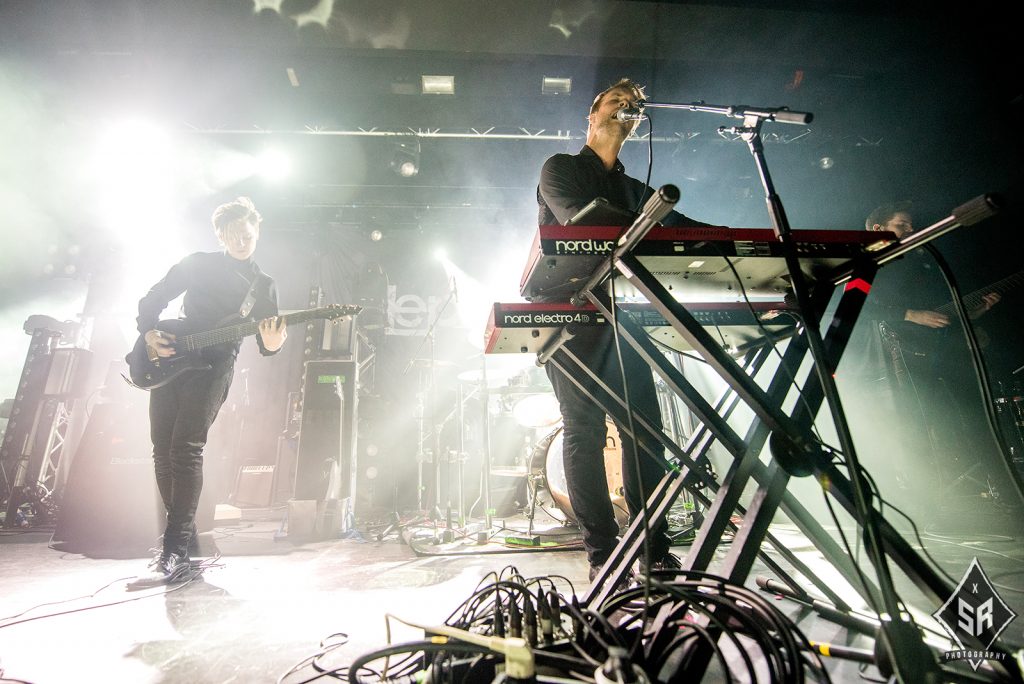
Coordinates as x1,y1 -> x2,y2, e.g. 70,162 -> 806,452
378,371 -> 448,543
522,429 -> 560,542
655,370 -> 703,542
996,378 -> 1024,467
438,382 -> 471,541
402,286 -> 459,528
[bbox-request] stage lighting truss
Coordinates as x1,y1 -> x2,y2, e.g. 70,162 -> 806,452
184,125 -> 858,148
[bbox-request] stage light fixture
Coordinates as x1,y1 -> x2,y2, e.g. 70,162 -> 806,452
817,156 -> 835,170
421,74 -> 455,95
541,76 -> 572,95
389,139 -> 420,177
369,229 -> 383,242
257,148 -> 291,182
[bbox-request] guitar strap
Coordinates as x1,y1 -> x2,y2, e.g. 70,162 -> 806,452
237,272 -> 266,319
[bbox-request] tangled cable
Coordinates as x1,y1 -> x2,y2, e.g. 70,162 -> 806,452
330,564 -> 829,683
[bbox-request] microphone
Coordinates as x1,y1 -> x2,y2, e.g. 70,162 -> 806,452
614,108 -> 645,122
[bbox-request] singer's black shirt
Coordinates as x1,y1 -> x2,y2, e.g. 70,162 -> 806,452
137,251 -> 280,359
537,145 -> 708,227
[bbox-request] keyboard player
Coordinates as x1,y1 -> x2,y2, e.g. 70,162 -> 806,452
537,78 -> 711,580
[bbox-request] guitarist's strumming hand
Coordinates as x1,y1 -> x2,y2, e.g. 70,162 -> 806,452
904,309 -> 949,329
145,329 -> 177,358
258,316 -> 287,352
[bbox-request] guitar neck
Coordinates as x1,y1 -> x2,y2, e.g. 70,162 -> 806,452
179,310 -> 332,352
935,270 -> 1023,316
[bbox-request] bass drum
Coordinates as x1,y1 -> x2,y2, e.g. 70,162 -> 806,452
530,419 -> 628,529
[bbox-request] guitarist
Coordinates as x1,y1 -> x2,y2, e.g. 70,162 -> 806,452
843,202 -> 1000,508
134,196 -> 286,585
865,202 -> 1000,332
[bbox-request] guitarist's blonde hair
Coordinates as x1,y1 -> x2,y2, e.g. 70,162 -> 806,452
212,196 -> 262,233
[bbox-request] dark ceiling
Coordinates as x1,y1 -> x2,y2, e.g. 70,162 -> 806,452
0,0 -> 1021,381
0,1 -> 1019,231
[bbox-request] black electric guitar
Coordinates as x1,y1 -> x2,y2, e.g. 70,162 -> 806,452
124,304 -> 361,390
883,270 -> 1022,356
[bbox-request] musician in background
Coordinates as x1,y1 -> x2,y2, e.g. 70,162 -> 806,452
134,197 -> 286,585
864,202 -> 1000,330
537,79 -> 708,581
844,202 -> 999,505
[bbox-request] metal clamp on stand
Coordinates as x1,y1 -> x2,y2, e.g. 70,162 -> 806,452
536,324 -> 578,366
570,184 -> 680,308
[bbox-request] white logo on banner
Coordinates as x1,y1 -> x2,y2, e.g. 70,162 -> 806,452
385,285 -> 459,336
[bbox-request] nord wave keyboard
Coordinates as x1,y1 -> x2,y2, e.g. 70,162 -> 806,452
520,225 -> 894,302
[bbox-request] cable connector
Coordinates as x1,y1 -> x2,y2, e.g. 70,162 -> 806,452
595,646 -> 649,684
385,613 -> 535,681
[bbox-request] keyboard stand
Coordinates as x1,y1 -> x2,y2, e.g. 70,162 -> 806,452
549,199 -> 1019,677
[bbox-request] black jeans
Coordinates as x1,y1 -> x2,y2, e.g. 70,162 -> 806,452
545,326 -> 670,566
149,355 -> 234,556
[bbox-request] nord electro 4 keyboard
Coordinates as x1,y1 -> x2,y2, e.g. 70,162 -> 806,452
485,301 -> 795,355
520,225 -> 895,302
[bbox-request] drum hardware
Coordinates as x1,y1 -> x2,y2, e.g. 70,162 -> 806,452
995,379 -> 1024,467
400,282 -> 459,530
523,420 -> 629,534
656,359 -> 704,537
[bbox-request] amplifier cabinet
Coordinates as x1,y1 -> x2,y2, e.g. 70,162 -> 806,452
293,360 -> 357,503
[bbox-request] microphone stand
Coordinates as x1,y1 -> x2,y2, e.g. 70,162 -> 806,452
402,286 -> 458,530
647,99 -> 938,680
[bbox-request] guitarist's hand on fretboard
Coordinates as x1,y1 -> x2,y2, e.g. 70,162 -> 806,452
144,329 -> 177,359
969,292 -> 1001,320
257,316 -> 287,352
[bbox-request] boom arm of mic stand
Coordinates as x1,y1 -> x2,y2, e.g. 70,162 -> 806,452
640,100 -> 813,126
569,184 -> 680,307
830,193 -> 1002,285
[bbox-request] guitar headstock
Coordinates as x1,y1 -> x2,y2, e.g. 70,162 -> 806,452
318,304 -> 363,320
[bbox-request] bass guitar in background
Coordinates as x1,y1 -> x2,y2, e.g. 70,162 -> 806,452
882,270 -> 1020,357
124,304 -> 361,390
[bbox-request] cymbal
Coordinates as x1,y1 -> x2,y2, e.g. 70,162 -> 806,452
457,368 -> 514,387
478,355 -> 538,373
490,466 -> 529,478
408,358 -> 458,368
498,384 -> 554,396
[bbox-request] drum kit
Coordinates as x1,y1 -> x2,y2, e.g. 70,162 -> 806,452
457,361 -> 601,529
401,352 -> 703,542
459,358 -> 700,536
995,376 -> 1024,473
527,419 -> 629,529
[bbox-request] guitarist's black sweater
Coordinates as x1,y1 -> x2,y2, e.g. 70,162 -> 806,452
136,251 -> 279,360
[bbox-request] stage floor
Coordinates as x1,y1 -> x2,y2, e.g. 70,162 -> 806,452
1,508 -> 1021,683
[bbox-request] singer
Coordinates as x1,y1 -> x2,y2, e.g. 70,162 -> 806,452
536,79 -> 709,582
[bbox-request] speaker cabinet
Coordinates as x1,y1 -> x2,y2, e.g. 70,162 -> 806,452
51,401 -> 162,558
293,360 -> 357,503
52,399 -> 219,558
233,464 -> 275,507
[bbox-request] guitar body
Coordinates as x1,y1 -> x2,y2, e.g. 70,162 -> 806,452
124,304 -> 361,391
125,319 -> 215,391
